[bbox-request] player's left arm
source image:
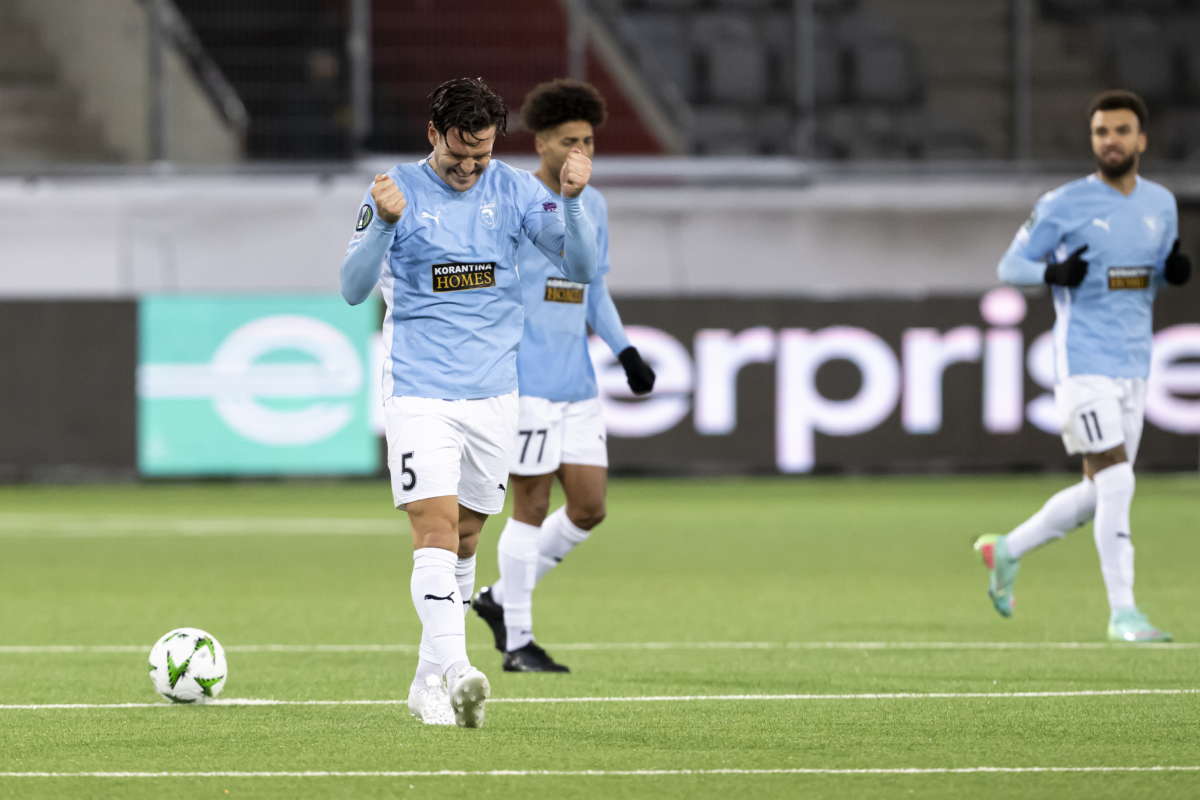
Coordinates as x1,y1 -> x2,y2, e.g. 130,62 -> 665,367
1161,202 -> 1190,286
587,277 -> 655,395
526,151 -> 599,283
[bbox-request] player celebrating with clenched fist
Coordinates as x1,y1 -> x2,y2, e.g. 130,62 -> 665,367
472,79 -> 654,675
339,77 -> 599,728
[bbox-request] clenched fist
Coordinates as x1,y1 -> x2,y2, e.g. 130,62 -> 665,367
559,149 -> 592,198
371,173 -> 407,224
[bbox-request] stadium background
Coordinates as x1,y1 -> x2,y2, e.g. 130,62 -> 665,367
3,0 -> 1198,481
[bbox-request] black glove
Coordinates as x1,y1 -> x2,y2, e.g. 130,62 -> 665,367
1164,238 -> 1191,286
618,346 -> 655,395
1044,244 -> 1089,287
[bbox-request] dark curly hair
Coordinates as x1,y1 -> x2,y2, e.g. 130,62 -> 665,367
429,77 -> 507,142
1088,89 -> 1148,131
520,78 -> 607,133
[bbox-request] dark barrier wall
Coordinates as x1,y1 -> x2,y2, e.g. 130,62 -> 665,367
596,289 -> 1199,473
0,301 -> 137,480
0,293 -> 1195,480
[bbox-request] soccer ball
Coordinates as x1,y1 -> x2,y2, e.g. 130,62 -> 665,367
148,627 -> 227,704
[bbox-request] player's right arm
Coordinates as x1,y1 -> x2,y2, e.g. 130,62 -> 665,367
997,191 -> 1084,286
339,173 -> 406,305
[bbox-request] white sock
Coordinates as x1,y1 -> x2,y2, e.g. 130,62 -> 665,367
413,631 -> 440,688
410,547 -> 469,678
1092,462 -> 1136,611
534,506 -> 590,584
497,517 -> 540,652
1005,480 -> 1097,559
456,554 -> 476,618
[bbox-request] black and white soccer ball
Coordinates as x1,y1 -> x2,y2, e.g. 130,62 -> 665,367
148,627 -> 227,703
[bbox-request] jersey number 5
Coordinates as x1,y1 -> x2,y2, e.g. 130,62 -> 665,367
400,451 -> 417,491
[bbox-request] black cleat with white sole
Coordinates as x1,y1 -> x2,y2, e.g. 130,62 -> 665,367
503,641 -> 570,673
472,585 -> 506,652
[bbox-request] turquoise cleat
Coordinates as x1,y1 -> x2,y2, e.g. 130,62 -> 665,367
1108,608 -> 1173,643
973,534 -> 1019,618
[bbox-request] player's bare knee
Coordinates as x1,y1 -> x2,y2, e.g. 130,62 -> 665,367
1084,444 -> 1127,477
511,475 -> 552,525
567,502 -> 606,531
514,493 -> 550,526
457,531 -> 479,559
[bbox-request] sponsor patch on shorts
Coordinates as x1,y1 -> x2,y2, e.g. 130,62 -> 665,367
544,276 -> 585,303
432,262 -> 496,292
1107,267 -> 1152,290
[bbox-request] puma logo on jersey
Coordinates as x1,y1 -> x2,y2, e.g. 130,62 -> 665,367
424,592 -> 456,603
1091,218 -> 1110,232
420,211 -> 441,225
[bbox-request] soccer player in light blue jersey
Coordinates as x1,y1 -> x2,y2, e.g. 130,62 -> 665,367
472,80 -> 655,673
975,90 -> 1191,642
339,77 -> 600,726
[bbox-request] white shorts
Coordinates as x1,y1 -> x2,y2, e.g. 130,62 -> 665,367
1054,375 -> 1145,461
383,392 -> 517,515
509,396 -> 608,476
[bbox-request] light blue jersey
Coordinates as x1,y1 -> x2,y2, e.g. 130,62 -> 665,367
340,157 -> 598,400
998,174 -> 1177,380
516,184 -> 630,403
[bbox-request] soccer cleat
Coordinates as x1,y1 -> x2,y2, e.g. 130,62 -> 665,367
447,666 -> 491,728
1107,608 -> 1173,643
472,585 -> 507,652
973,533 -> 1019,618
502,641 -> 570,673
406,675 -> 454,726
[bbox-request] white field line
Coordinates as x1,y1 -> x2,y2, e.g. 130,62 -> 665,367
2,688 -> 1197,711
2,767 -> 1199,778
2,640 -> 1196,655
0,514 -> 397,538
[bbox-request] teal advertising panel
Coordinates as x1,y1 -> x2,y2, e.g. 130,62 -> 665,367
138,295 -> 379,476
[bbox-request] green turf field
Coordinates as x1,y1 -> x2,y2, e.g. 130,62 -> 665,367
1,475 -> 1198,799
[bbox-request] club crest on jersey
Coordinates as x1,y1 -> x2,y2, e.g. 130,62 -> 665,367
355,204 -> 373,231
480,201 -> 497,230
1107,266 -> 1152,290
432,262 -> 496,292
544,276 -> 585,303
1144,215 -> 1162,234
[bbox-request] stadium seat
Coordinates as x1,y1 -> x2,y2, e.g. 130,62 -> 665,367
691,13 -> 769,104
712,0 -> 781,8
636,0 -> 706,8
620,12 -> 697,100
753,106 -> 797,154
849,38 -> 920,106
1164,110 -> 1200,160
761,12 -> 844,106
1105,20 -> 1174,103
1109,0 -> 1178,11
910,114 -> 986,159
690,106 -> 753,153
1038,0 -> 1106,22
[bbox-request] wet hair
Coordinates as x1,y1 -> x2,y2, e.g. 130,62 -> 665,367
520,78 -> 607,133
1088,90 -> 1148,130
428,77 -> 507,143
